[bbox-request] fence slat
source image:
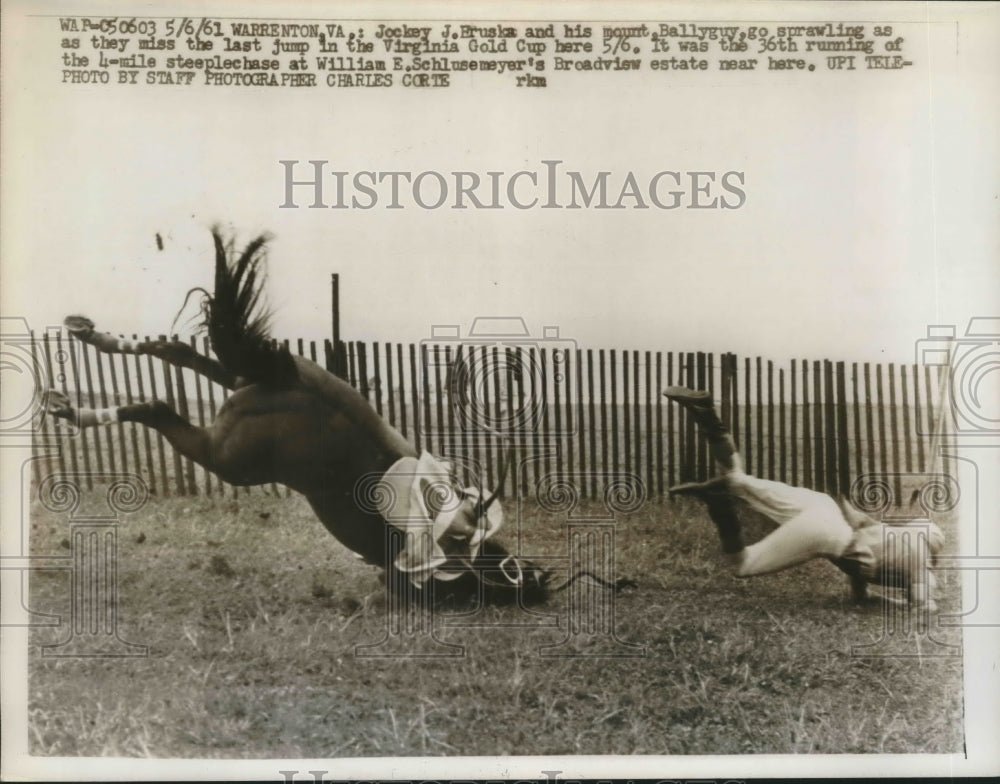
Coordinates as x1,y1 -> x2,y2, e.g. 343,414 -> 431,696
421,344 -> 433,460
385,343 -> 396,428
490,345 -> 503,492
888,363 -> 901,503
554,347 -> 565,484
836,361 -> 850,497
173,362 -> 198,495
588,349 -> 597,499
913,364 -> 926,472
902,364 -> 914,475
576,348 -> 587,496
852,363 -> 862,483
610,350 -> 619,486
36,333 -> 63,480
684,352 -> 696,481
444,344 -> 457,472
864,363 -> 875,481
730,354 -> 739,477
105,346 -> 129,477
160,359 -> 186,496
348,341 -> 358,388
666,352 -> 675,488
719,354 -> 732,480
622,350 -> 632,482
372,342 -> 383,417
767,359 -> 775,481
516,346 -> 530,497
801,359 -> 811,488
433,344 -> 446,461
697,352 -> 708,479
779,367 -> 786,484
743,357 -> 752,476
540,347 -> 552,488
923,365 -> 936,472
756,357 -> 764,480
645,351 -> 653,495
823,360 -> 837,495
633,350 -> 642,487
32,333 -> 54,483
655,352 -> 664,497
876,363 -> 888,482
79,344 -> 103,481
55,332 -> 80,480
812,360 -> 823,493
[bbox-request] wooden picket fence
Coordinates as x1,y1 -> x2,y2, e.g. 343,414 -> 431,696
30,332 -> 948,504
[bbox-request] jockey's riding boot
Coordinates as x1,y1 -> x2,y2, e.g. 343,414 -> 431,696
662,386 -> 713,408
662,387 -> 742,473
704,496 -> 745,555
710,432 -> 742,474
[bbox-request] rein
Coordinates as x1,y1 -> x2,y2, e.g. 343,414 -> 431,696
545,570 -> 638,593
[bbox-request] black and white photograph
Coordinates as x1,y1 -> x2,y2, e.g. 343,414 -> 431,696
1,1 -> 998,780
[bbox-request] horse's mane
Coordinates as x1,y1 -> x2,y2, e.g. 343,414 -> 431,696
201,227 -> 298,387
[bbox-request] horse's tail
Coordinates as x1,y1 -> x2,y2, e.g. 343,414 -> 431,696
203,228 -> 298,387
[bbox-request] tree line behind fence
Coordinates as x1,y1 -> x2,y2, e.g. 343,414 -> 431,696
30,332 -> 950,506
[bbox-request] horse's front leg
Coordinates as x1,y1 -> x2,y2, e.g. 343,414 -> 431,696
64,315 -> 236,389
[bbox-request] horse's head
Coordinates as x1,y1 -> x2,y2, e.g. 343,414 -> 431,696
438,460 -> 551,605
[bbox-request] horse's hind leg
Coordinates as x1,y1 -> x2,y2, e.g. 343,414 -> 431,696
65,315 -> 236,389
46,390 -> 217,471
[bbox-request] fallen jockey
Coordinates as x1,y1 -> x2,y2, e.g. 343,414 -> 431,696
662,386 -> 944,610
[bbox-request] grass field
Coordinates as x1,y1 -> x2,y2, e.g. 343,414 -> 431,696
27,488 -> 963,757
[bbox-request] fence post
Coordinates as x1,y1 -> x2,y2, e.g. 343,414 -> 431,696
330,272 -> 348,380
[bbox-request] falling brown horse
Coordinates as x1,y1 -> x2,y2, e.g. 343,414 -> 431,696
46,229 -> 549,604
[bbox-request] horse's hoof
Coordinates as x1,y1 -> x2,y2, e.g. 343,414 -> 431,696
44,389 -> 74,419
64,315 -> 95,337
